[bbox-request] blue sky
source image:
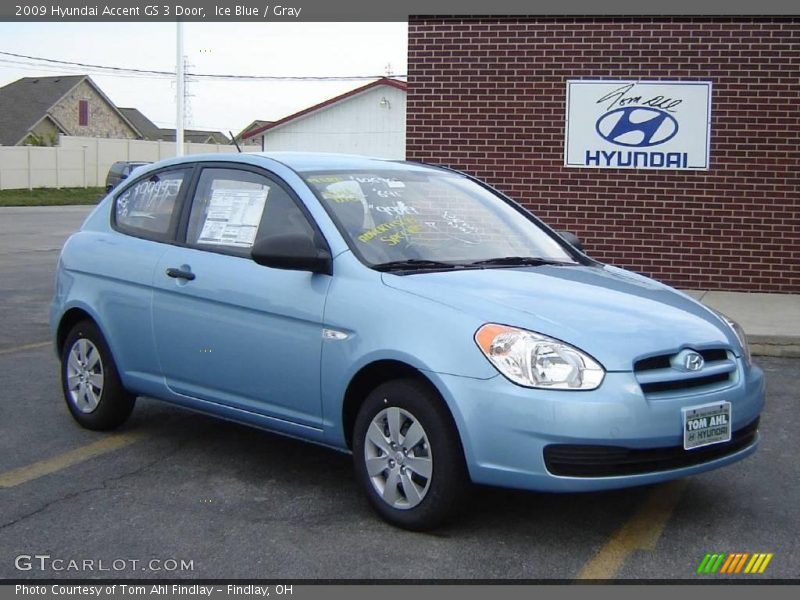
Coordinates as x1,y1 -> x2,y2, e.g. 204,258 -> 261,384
0,22 -> 408,136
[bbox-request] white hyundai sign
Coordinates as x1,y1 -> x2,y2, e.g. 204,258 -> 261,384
565,80 -> 712,170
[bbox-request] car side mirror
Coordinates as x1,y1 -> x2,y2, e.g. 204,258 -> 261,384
558,231 -> 584,253
251,233 -> 332,275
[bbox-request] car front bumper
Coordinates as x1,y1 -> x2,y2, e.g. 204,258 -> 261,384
430,361 -> 765,492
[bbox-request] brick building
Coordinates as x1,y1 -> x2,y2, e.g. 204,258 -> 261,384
406,17 -> 799,293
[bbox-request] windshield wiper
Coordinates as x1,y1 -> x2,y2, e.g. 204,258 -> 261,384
372,259 -> 466,272
469,256 -> 574,267
373,256 -> 574,272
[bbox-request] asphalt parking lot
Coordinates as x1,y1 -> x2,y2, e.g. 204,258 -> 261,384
0,205 -> 797,580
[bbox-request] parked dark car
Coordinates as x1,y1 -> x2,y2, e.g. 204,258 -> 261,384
105,161 -> 150,192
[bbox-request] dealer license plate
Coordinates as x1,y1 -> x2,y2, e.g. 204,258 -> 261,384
682,402 -> 732,450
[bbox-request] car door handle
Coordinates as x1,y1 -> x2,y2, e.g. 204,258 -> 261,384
166,267 -> 196,281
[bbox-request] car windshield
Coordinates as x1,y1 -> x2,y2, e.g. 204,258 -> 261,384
303,168 -> 578,270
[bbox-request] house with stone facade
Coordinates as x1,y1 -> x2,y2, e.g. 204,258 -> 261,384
0,75 -> 141,146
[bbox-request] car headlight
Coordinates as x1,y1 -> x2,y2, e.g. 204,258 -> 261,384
475,324 -> 605,390
717,312 -> 751,366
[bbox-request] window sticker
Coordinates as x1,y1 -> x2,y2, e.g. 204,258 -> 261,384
442,210 -> 481,236
350,176 -> 405,188
197,188 -> 268,248
118,178 -> 182,219
322,180 -> 366,204
306,175 -> 343,184
380,218 -> 424,246
115,174 -> 185,236
358,216 -> 423,245
372,200 -> 419,218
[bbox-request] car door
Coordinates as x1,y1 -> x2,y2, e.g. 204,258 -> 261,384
151,165 -> 331,429
101,166 -> 192,387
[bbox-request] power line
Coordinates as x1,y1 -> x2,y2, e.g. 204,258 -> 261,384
0,50 -> 170,76
0,58 -> 171,81
0,50 -> 407,81
151,119 -> 240,132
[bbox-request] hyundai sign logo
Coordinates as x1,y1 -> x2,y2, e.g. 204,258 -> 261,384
595,107 -> 679,148
565,80 -> 712,170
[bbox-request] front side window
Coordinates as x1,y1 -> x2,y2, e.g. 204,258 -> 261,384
186,168 -> 315,255
303,169 -> 577,269
115,169 -> 187,239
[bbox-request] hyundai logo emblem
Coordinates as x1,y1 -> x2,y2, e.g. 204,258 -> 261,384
684,352 -> 704,371
595,107 -> 679,148
672,350 -> 705,372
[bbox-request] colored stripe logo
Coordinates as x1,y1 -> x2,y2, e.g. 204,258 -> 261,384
697,553 -> 773,574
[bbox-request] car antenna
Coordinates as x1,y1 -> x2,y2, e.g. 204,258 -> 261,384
230,132 -> 242,153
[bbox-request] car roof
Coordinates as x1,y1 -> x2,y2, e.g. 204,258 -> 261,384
137,152 -> 440,175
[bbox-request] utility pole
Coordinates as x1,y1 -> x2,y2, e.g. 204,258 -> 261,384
176,21 -> 185,157
183,55 -> 196,129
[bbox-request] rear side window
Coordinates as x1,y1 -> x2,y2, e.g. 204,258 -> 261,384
186,168 -> 315,255
114,169 -> 188,240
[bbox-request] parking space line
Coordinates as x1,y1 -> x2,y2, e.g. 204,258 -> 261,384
576,479 -> 688,580
0,341 -> 51,355
0,431 -> 151,488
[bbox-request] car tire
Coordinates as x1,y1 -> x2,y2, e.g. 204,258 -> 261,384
60,320 -> 136,430
352,378 -> 469,530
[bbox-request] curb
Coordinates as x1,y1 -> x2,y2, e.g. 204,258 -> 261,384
748,335 -> 800,358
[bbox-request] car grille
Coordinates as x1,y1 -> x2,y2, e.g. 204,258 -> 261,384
634,348 -> 736,396
543,418 -> 759,477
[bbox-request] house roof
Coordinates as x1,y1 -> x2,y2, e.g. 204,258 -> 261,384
0,75 -> 142,145
241,78 -> 407,140
236,119 -> 273,141
119,108 -> 229,144
158,129 -> 230,144
0,76 -> 85,145
118,107 -> 162,140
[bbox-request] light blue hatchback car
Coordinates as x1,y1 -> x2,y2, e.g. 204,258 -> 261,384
51,152 -> 764,529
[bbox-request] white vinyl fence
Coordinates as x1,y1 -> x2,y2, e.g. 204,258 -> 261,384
0,135 -> 260,190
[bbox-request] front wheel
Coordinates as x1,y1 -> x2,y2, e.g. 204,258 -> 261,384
352,378 -> 468,530
60,320 -> 136,430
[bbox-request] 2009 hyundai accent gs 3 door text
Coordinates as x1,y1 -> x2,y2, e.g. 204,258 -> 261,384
51,152 -> 764,530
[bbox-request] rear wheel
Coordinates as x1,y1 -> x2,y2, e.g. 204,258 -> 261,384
352,378 -> 468,530
61,320 -> 136,430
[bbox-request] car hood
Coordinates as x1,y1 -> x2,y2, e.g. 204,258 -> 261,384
381,264 -> 738,372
